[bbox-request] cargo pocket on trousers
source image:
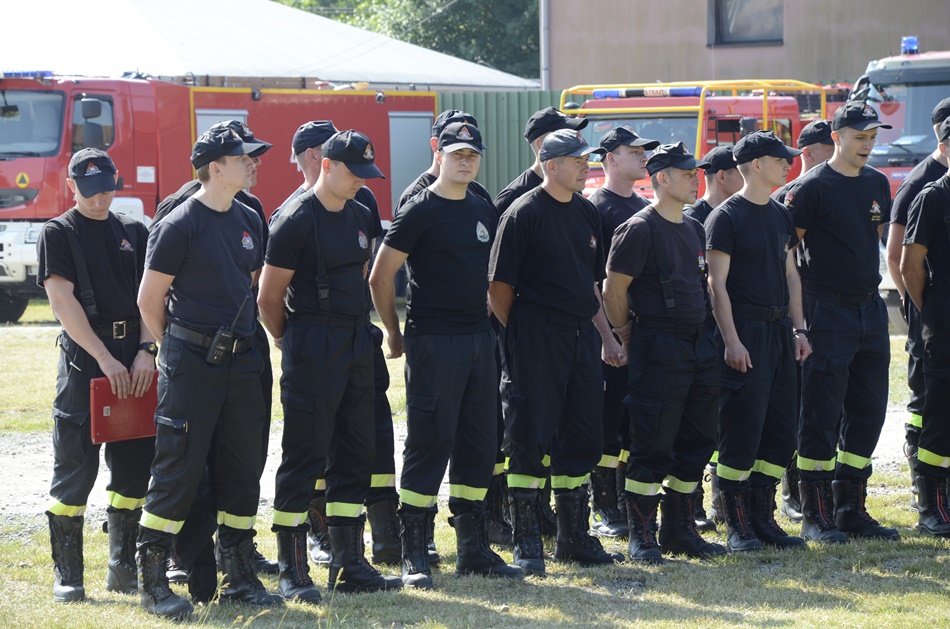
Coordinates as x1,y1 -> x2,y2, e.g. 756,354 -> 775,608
624,395 -> 663,445
405,394 -> 439,449
152,416 -> 189,477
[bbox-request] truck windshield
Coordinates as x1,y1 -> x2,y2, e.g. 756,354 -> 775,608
0,90 -> 65,157
867,83 -> 948,155
579,116 -> 700,160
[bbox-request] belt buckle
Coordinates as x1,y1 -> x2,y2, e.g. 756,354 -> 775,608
112,321 -> 127,339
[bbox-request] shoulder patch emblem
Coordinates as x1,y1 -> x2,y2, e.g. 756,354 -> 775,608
358,230 -> 369,249
476,221 -> 490,243
589,235 -> 597,249
119,239 -> 133,252
697,249 -> 706,270
870,200 -> 882,222
242,231 -> 254,250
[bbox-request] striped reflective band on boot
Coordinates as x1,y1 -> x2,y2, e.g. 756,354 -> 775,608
399,489 -> 438,509
918,447 -> 950,468
619,449 -> 630,464
47,499 -> 85,517
313,478 -> 327,491
836,450 -> 872,471
550,473 -> 589,491
797,454 -> 837,472
716,463 -> 752,483
709,450 -> 719,464
909,413 -> 923,429
507,474 -> 547,490
752,459 -> 787,481
450,484 -> 488,502
272,510 -> 308,528
625,479 -> 661,496
140,510 -> 183,534
662,475 -> 697,494
493,462 -> 506,475
326,502 -> 363,518
597,454 -> 619,469
371,473 -> 396,489
106,491 -> 146,511
217,511 -> 257,530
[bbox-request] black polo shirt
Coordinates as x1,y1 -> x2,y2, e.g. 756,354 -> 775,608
589,187 -> 650,253
905,176 -> 950,314
892,155 -> 947,227
684,198 -> 716,225
494,168 -> 543,216
396,171 -> 495,216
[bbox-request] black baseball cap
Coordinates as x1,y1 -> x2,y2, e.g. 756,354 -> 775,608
69,148 -> 117,197
600,126 -> 660,152
323,130 -> 385,179
932,97 -> 950,126
524,107 -> 588,142
939,118 -> 950,144
292,120 -> 339,155
432,109 -> 478,138
702,145 -> 737,173
208,120 -> 272,158
438,122 -> 484,154
646,142 -> 710,175
832,102 -> 892,131
733,131 -> 802,165
538,129 -> 606,161
191,127 -> 265,169
797,120 -> 834,148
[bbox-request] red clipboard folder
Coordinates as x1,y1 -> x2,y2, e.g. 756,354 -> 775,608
89,372 -> 159,444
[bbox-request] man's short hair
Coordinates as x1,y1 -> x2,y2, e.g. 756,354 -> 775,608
195,163 -> 212,182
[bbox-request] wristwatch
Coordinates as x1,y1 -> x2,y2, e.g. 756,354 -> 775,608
139,342 -> 158,357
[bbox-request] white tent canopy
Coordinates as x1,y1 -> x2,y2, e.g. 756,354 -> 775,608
3,0 -> 538,90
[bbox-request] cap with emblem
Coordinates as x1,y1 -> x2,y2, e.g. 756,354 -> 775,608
832,102 -> 892,131
432,109 -> 479,138
69,148 -> 117,197
797,120 -> 834,148
208,120 -> 272,157
292,120 -> 339,155
323,130 -> 386,179
939,118 -> 950,144
600,126 -> 660,152
524,107 -> 588,142
538,129 -> 606,161
733,131 -> 802,164
932,97 -> 950,126
646,142 -> 710,175
701,145 -> 738,173
191,127 -> 265,169
438,122 -> 484,154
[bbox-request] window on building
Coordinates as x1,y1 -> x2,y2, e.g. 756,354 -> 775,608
709,0 -> 783,46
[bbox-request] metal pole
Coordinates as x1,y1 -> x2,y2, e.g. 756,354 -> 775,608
540,0 -> 550,90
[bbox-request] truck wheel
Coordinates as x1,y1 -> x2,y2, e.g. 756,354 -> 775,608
0,294 -> 29,323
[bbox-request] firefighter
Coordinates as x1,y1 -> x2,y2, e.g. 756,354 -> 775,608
36,148 -> 156,603
602,142 -> 724,563
684,145 -> 743,224
489,129 -> 623,576
900,116 -> 950,537
137,127 -> 280,619
259,130 -> 402,598
783,102 -> 900,543
705,131 -> 810,552
370,122 -> 523,588
588,126 -> 659,539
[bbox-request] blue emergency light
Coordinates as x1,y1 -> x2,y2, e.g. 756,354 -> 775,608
1,70 -> 54,79
592,87 -> 704,99
901,36 -> 919,55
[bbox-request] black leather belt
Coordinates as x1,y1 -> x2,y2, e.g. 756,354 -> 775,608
167,323 -> 253,354
732,304 -> 789,322
92,319 -> 139,339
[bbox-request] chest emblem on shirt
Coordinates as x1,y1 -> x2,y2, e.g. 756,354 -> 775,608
870,200 -> 882,222
697,250 -> 706,270
119,239 -> 133,252
358,230 -> 369,249
589,235 -> 597,249
476,221 -> 490,243
241,231 -> 254,250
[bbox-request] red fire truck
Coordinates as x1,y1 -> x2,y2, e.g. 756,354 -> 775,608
0,72 -> 437,321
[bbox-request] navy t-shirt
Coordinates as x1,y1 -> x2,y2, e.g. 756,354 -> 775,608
494,168 -> 543,216
607,207 -> 707,325
396,171 -> 496,216
892,155 -> 947,227
589,187 -> 650,253
706,194 -> 798,309
153,180 -> 268,251
904,175 -> 950,331
785,162 -> 891,295
684,198 -> 716,225
37,208 -> 146,322
271,185 -> 379,228
145,197 -> 263,337
266,190 -> 380,319
384,188 -> 496,335
489,187 -> 605,320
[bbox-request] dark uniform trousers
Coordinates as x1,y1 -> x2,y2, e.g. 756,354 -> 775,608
797,291 -> 889,481
366,324 -> 397,503
624,320 -> 718,496
501,305 -> 603,493
918,288 -> 950,477
400,330 -> 498,513
602,362 -> 629,465
49,330 -> 154,515
140,334 -> 266,539
716,316 -> 797,491
273,317 -> 375,527
904,300 -> 925,439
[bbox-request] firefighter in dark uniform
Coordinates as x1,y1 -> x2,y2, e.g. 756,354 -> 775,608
783,102 -> 900,543
259,130 -> 402,599
603,143 -> 724,563
489,129 -> 623,576
888,98 -> 950,510
36,149 -> 156,603
370,123 -> 523,588
588,126 -> 659,539
136,127 -> 280,619
901,116 -> 950,537
683,145 -> 743,224
705,131 -> 810,552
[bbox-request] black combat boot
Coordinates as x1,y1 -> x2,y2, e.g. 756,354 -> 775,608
251,541 -> 279,576
47,512 -> 84,603
486,473 -> 514,547
905,440 -> 920,512
165,547 -> 190,584
327,515 -> 402,593
780,461 -> 803,522
366,498 -> 402,565
307,496 -> 332,566
218,535 -> 284,606
426,511 -> 441,565
658,489 -> 725,558
539,480 -> 558,537
616,462 -> 628,522
916,474 -> 950,537
553,488 -> 624,565
719,488 -> 764,552
106,508 -> 140,594
137,538 -> 193,619
399,507 -> 433,589
799,479 -> 848,544
509,488 -> 546,576
276,529 -> 322,604
453,511 -> 524,579
690,483 -> 717,533
589,467 -> 629,538
748,485 -> 805,548
708,465 -> 725,524
624,493 -> 662,563
832,479 -> 901,540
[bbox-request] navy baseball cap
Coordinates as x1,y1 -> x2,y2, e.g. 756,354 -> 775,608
524,107 -> 588,142
438,122 -> 484,154
432,109 -> 478,138
939,118 -> 950,144
932,97 -> 950,126
323,130 -> 386,179
292,120 -> 339,155
600,126 -> 660,152
191,127 -> 264,169
538,129 -> 606,161
797,120 -> 834,148
733,131 -> 802,165
832,102 -> 892,131
208,120 -> 272,158
646,142 -> 709,175
69,148 -> 117,197
702,145 -> 737,173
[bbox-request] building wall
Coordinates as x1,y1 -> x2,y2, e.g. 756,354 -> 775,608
549,0 -> 950,89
